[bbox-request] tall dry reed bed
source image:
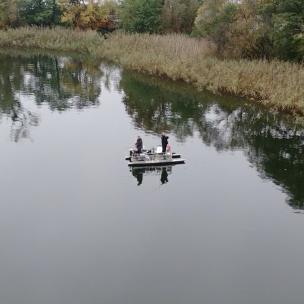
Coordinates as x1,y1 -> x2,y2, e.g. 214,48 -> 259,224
0,27 -> 104,54
0,27 -> 303,115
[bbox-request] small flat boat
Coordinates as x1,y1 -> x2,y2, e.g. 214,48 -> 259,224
127,146 -> 185,167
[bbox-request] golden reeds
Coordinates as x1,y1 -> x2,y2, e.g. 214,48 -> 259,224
0,26 -> 104,53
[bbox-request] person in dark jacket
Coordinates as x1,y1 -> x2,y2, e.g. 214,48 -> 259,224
161,134 -> 169,153
135,136 -> 143,153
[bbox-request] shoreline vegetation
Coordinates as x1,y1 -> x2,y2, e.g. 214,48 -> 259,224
0,27 -> 303,116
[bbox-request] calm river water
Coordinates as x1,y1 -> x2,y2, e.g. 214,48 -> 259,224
0,51 -> 304,304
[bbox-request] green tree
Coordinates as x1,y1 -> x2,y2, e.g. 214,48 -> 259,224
120,0 -> 163,33
19,0 -> 61,26
193,0 -> 237,54
262,0 -> 304,61
194,0 -> 303,60
161,0 -> 200,33
226,0 -> 271,58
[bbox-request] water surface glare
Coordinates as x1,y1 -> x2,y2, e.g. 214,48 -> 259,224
0,51 -> 304,304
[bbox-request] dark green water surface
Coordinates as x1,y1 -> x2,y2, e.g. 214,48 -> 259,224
0,51 -> 304,304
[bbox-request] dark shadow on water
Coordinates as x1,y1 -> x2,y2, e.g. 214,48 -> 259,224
131,166 -> 172,186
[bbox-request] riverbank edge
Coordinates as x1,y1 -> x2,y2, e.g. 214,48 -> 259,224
0,27 -> 303,116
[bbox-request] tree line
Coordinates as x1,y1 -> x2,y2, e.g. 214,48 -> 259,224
0,0 -> 303,61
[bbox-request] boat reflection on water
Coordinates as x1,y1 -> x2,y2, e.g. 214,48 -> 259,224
131,166 -> 172,186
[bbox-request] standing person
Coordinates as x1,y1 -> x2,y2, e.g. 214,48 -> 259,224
135,136 -> 143,153
161,134 -> 169,153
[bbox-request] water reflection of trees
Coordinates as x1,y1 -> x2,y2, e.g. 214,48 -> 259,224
120,71 -> 304,210
0,52 -> 102,141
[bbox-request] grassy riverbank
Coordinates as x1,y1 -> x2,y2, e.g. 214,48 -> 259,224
0,27 -> 303,115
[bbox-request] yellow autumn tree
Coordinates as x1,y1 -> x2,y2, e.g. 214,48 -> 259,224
59,0 -> 117,31
0,0 -> 18,28
226,0 -> 271,58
